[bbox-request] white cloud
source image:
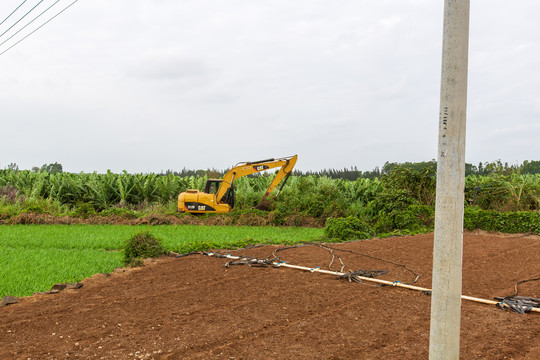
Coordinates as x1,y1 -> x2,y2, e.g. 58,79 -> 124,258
380,16 -> 401,28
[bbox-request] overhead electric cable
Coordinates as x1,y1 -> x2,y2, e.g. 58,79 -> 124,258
0,0 -> 61,48
0,0 -> 79,56
0,0 -> 29,27
0,0 -> 46,39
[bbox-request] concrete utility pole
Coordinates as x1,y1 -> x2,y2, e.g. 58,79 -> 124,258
429,0 -> 470,359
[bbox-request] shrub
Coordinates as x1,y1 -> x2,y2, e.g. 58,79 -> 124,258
99,207 -> 139,219
380,167 -> 437,206
0,183 -> 19,203
324,216 -> 375,240
123,231 -> 166,266
464,207 -> 540,233
368,200 -> 433,234
70,202 -> 97,218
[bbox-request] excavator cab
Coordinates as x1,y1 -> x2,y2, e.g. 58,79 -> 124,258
204,179 -> 222,195
204,179 -> 235,208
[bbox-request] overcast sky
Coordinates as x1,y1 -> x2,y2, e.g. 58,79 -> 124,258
0,0 -> 538,173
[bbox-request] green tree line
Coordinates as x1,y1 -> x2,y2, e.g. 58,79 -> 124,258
299,159 -> 540,180
5,160 -> 540,181
166,159 -> 540,181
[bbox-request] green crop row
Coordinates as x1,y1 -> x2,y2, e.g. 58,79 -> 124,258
0,224 -> 324,298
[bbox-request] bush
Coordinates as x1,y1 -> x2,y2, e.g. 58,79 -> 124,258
464,207 -> 540,233
123,231 -> 166,266
324,216 -> 375,240
99,207 -> 139,219
0,183 -> 19,203
380,167 -> 437,206
369,202 -> 433,234
70,202 -> 97,218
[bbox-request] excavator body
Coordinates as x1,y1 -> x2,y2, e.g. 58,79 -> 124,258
178,179 -> 233,214
178,155 -> 297,214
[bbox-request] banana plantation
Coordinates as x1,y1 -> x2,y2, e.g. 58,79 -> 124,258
0,167 -> 539,233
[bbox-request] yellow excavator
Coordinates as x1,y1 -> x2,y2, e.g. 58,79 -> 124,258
178,155 -> 298,214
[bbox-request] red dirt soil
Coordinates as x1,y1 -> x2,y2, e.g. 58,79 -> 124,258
1,231 -> 539,359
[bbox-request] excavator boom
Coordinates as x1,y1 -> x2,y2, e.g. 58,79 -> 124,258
215,155 -> 297,204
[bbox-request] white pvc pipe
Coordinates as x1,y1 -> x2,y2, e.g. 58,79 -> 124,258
206,252 -> 540,313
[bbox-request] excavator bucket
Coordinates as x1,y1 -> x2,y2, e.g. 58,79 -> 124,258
254,198 -> 273,211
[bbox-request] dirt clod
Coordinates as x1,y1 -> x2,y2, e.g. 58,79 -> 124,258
0,296 -> 18,307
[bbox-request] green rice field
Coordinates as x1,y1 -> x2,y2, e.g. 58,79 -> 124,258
0,225 -> 323,298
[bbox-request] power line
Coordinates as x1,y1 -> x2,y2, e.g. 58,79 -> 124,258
0,0 -> 29,27
0,0 -> 79,57
0,0 -> 46,39
0,0 -> 61,49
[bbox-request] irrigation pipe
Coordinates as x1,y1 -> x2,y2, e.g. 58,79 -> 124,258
205,252 -> 540,314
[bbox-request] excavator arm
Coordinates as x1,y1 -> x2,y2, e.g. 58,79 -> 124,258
215,155 -> 298,205
260,157 -> 297,201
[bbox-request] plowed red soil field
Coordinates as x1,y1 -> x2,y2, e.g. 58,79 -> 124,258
1,231 -> 539,359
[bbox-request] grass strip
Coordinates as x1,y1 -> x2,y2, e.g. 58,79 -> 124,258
0,247 -> 122,298
0,224 -> 323,297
